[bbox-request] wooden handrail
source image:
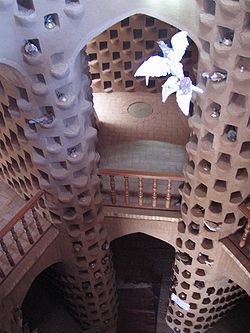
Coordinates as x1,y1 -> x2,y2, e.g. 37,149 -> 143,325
0,190 -> 43,240
238,203 -> 250,249
99,168 -> 184,210
239,203 -> 250,219
99,168 -> 184,181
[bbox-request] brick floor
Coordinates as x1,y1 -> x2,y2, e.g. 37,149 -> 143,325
94,92 -> 189,146
95,92 -> 189,173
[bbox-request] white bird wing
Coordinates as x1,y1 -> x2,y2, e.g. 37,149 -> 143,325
157,40 -> 171,58
171,31 -> 189,62
170,61 -> 184,79
134,56 -> 171,85
176,89 -> 192,116
161,76 -> 179,103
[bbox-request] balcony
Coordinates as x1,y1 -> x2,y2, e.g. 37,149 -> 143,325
99,168 -> 183,211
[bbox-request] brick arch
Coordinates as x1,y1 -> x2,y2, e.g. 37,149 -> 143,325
71,0 -> 202,60
3,247 -> 62,307
105,217 -> 179,248
111,230 -> 176,251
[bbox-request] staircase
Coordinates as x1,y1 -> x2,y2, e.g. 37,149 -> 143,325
0,184 -> 60,299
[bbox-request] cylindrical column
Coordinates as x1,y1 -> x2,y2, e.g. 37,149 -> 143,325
166,1 -> 250,332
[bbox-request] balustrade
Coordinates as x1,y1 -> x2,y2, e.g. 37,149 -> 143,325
238,203 -> 250,257
99,168 -> 184,210
0,191 -> 50,282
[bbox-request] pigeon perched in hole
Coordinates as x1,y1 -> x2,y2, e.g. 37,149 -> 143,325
202,71 -> 227,82
203,219 -> 221,232
44,15 -> 56,29
176,251 -> 192,265
198,253 -> 214,266
227,129 -> 237,142
28,114 -> 53,125
24,41 -> 39,55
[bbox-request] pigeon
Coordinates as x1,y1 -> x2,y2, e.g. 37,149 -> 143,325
162,76 -> 203,116
203,219 -> 221,232
176,251 -> 192,265
198,253 -> 214,266
44,15 -> 56,29
202,71 -> 227,82
134,30 -> 189,83
28,114 -> 54,125
24,41 -> 39,55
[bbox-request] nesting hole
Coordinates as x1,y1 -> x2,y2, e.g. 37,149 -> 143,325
185,160 -> 195,175
217,26 -> 234,43
216,153 -> 231,170
185,239 -> 196,250
201,132 -> 214,150
230,191 -> 243,204
240,142 -> 250,159
191,204 -> 205,218
214,180 -> 227,192
194,281 -> 205,289
189,222 -> 200,235
243,12 -> 250,31
229,92 -> 246,108
195,184 -> 207,198
201,238 -> 213,250
198,159 -> 211,174
204,0 -> 216,15
202,41 -> 210,54
196,269 -> 206,276
183,182 -> 191,196
176,238 -> 183,248
224,213 -> 235,224
223,125 -> 237,142
182,270 -> 191,279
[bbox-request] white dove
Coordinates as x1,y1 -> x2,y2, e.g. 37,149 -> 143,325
134,30 -> 189,84
162,76 -> 203,116
134,55 -> 172,86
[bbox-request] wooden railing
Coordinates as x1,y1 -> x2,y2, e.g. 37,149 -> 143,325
99,168 -> 184,210
238,203 -> 250,256
0,191 -> 51,282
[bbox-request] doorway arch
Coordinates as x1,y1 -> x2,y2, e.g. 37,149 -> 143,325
111,232 -> 175,333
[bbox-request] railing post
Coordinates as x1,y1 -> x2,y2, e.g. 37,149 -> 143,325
238,203 -> 250,250
110,175 -> 116,205
31,207 -> 43,234
240,220 -> 250,248
138,177 -> 143,207
98,168 -> 184,210
152,178 -> 157,208
165,179 -> 172,209
11,226 -> 25,256
21,217 -> 34,244
0,239 -> 15,267
124,176 -> 129,205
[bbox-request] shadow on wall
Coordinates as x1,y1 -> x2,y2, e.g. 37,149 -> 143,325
21,263 -> 82,333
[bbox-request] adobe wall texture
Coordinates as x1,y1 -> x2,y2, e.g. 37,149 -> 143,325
0,1 -> 249,333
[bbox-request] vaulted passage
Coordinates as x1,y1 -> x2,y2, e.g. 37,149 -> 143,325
111,233 -> 175,333
21,264 -> 82,333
